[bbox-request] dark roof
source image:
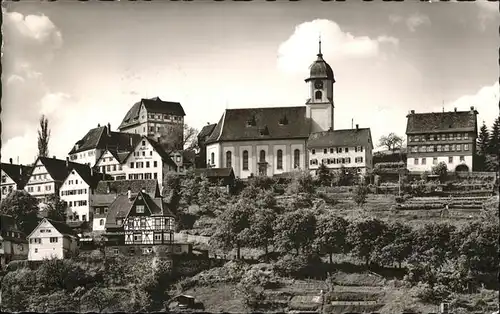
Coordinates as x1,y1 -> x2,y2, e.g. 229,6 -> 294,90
406,110 -> 478,134
307,128 -> 373,149
27,158 -> 107,185
194,168 -> 234,178
198,123 -> 217,139
69,163 -> 110,188
92,194 -> 118,206
119,97 -> 186,129
0,214 -> 26,242
94,179 -> 160,198
1,163 -> 33,188
206,107 -> 310,143
68,125 -> 141,155
45,218 -> 78,237
306,52 -> 335,82
144,137 -> 178,168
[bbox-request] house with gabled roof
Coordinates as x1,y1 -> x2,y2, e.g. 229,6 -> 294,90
27,218 -> 79,261
118,97 -> 186,151
91,179 -> 160,231
103,190 -> 175,256
95,148 -> 131,181
0,214 -> 28,269
122,136 -> 178,193
406,107 -> 478,172
60,163 -> 110,224
203,41 -> 342,179
197,123 -> 217,168
307,125 -> 374,175
68,123 -> 141,167
1,158 -> 33,198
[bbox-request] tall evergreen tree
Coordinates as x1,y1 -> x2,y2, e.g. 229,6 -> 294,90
488,117 -> 500,156
37,115 -> 51,158
477,121 -> 490,156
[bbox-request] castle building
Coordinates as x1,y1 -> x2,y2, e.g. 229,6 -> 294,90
202,40 -> 373,179
406,107 -> 478,172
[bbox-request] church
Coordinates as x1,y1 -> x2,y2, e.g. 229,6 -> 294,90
203,40 -> 374,179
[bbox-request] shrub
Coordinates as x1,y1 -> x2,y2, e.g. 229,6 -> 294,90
249,176 -> 276,190
317,192 -> 338,205
273,254 -> 309,278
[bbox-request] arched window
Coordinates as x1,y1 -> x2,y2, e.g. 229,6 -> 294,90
277,149 -> 283,170
315,90 -> 322,100
100,219 -> 104,226
210,152 -> 215,165
259,150 -> 266,162
226,151 -> 232,168
294,149 -> 300,168
242,150 -> 249,170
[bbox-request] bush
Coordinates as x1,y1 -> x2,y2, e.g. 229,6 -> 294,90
249,176 -> 276,190
413,282 -> 451,304
317,192 -> 338,205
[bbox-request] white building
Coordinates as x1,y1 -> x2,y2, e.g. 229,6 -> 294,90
60,164 -> 108,223
406,108 -> 478,172
1,159 -> 32,198
27,218 -> 78,261
307,125 -> 374,175
95,149 -> 129,180
122,136 -> 177,193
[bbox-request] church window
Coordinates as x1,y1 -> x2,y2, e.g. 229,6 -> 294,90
259,150 -> 266,163
243,151 -> 249,170
226,151 -> 232,168
293,149 -> 300,169
315,90 -> 322,100
277,150 -> 283,170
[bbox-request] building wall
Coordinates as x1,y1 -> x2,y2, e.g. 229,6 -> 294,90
69,148 -> 101,167
122,139 -> 173,192
308,103 -> 334,133
24,160 -> 58,203
1,169 -> 18,197
95,150 -> 126,180
308,145 -> 372,174
207,139 -> 307,179
60,170 -> 92,222
92,207 -> 108,232
407,155 -> 473,172
28,220 -> 66,261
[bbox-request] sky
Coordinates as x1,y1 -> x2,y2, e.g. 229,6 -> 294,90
1,0 -> 499,164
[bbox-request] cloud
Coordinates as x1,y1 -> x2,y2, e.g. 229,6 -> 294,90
446,82 -> 499,129
389,12 -> 431,32
476,1 -> 499,31
4,12 -> 62,47
277,19 -> 399,74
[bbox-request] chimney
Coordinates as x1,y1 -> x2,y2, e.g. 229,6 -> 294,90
410,110 -> 415,114
90,167 -> 94,177
98,123 -> 101,128
141,188 -> 146,194
356,124 -> 359,130
454,107 -> 457,112
9,158 -> 13,164
129,136 -> 133,147
107,123 -> 111,136
470,106 -> 475,111
66,157 -> 69,168
127,188 -> 132,200
53,155 -> 56,159
207,122 -> 210,125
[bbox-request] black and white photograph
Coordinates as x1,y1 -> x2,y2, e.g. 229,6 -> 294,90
0,0 -> 499,313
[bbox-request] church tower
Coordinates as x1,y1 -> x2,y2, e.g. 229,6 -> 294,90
305,38 -> 335,133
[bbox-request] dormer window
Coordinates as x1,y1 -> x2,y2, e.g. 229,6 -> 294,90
279,115 -> 288,126
259,126 -> 270,136
246,115 -> 257,127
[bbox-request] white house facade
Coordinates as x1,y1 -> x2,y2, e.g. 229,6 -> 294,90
27,219 -> 78,261
95,149 -> 128,180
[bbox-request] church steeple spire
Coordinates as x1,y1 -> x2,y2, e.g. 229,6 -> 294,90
318,35 -> 322,57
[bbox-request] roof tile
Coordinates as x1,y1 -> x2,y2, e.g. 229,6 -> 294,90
307,128 -> 373,148
406,110 -> 478,134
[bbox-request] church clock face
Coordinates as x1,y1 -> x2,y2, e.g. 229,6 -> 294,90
314,80 -> 323,89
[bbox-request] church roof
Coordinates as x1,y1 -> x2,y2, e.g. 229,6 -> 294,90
198,123 -> 217,140
307,128 -> 373,149
406,109 -> 478,134
206,106 -> 310,144
118,97 -> 186,129
305,40 -> 335,82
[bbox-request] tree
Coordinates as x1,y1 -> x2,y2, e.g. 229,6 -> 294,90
477,121 -> 490,156
431,161 -> 448,183
240,207 -> 276,256
162,171 -> 182,213
183,124 -> 199,150
379,132 -> 404,152
315,214 -> 349,264
376,221 -> 413,268
209,200 -> 253,259
286,170 -> 315,195
488,117 -> 499,156
316,163 -> 332,186
180,171 -> 201,206
37,115 -> 51,158
333,165 -> 356,186
45,194 -> 67,222
0,190 -> 39,234
410,222 -> 456,269
81,287 -> 119,313
352,184 -> 369,207
347,218 -> 388,266
273,209 -> 317,255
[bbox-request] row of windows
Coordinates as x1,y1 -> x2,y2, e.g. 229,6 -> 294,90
134,149 -> 154,157
26,185 -> 52,193
99,164 -> 123,173
410,144 -> 469,153
67,200 -> 88,207
30,237 -> 58,244
311,146 -> 364,155
129,161 -> 158,168
216,149 -> 302,170
128,173 -> 158,180
31,174 -> 48,181
61,189 -> 87,196
413,156 -> 465,165
1,186 -> 14,195
310,157 -> 364,165
68,213 -> 87,221
147,113 -> 182,122
71,150 -> 96,160
124,217 -> 174,230
409,133 -> 469,142
95,207 -> 109,215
